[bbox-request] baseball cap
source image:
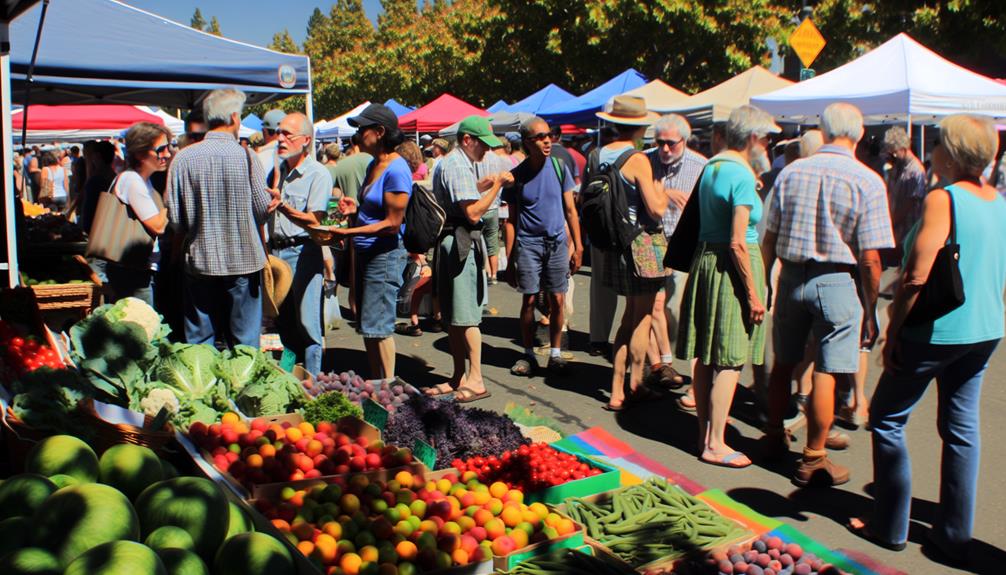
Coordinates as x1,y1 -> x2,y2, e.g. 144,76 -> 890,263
504,132 -> 521,144
262,109 -> 287,131
348,104 -> 399,130
431,138 -> 450,151
457,116 -> 502,148
419,134 -> 433,144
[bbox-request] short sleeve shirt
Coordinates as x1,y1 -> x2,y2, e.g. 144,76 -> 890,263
114,170 -> 162,269
433,148 -> 480,221
270,156 -> 333,241
475,152 -> 512,210
766,145 -> 894,264
503,157 -> 574,238
697,156 -> 762,244
353,156 -> 413,251
331,153 -> 373,201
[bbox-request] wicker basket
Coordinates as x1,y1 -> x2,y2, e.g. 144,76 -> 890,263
2,407 -> 49,470
30,282 -> 99,312
80,399 -> 176,454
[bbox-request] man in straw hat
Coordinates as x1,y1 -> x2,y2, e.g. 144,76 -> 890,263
427,116 -> 513,403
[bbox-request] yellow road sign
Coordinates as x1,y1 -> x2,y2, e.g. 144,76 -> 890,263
789,18 -> 826,69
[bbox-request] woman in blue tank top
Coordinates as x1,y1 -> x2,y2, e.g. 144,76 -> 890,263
850,115 -> 1006,559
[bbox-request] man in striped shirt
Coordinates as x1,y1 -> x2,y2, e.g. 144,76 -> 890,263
166,89 -> 278,348
761,103 -> 894,487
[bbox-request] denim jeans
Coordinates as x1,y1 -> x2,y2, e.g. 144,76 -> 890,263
355,243 -> 407,338
869,337 -> 999,552
183,272 -> 262,348
275,243 -> 324,376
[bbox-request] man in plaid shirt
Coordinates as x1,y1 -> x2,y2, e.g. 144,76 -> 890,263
645,114 -> 707,389
761,103 -> 894,487
166,89 -> 278,348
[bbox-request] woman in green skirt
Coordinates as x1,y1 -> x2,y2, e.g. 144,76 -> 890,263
676,105 -> 780,468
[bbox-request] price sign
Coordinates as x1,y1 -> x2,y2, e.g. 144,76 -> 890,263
362,398 -> 388,431
413,439 -> 437,470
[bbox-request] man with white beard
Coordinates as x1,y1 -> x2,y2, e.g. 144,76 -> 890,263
268,112 -> 333,376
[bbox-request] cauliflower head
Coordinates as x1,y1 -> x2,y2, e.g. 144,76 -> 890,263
106,297 -> 163,341
140,388 -> 180,418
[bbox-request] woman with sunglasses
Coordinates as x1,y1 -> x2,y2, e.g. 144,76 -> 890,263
102,121 -> 173,305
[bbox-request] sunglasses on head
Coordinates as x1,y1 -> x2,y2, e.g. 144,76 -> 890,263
525,132 -> 550,142
655,138 -> 683,148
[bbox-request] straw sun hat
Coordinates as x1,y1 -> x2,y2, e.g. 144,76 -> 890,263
262,254 -> 293,319
595,95 -> 659,126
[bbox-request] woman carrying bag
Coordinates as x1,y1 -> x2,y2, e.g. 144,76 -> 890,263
86,122 -> 172,305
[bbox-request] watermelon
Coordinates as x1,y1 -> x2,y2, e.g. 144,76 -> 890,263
99,443 -> 164,500
145,526 -> 195,552
30,483 -> 140,567
225,501 -> 254,539
63,541 -> 166,575
0,474 -> 56,519
47,474 -> 79,489
135,477 -> 229,559
24,435 -> 99,483
0,516 -> 31,557
213,532 -> 296,575
0,547 -> 61,575
158,548 -> 210,575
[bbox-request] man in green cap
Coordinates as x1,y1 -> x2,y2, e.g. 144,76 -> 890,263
427,115 -> 512,403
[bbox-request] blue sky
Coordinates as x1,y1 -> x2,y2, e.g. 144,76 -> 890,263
123,1 -> 384,48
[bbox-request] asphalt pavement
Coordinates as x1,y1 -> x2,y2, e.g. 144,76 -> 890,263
324,266 -> 1006,575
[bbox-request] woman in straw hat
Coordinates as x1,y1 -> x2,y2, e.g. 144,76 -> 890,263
594,95 -> 668,412
676,105 -> 778,469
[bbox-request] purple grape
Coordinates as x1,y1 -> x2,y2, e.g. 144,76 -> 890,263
392,385 -> 404,395
340,373 -> 350,384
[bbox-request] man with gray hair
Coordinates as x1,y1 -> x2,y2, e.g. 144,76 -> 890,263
257,109 -> 288,183
644,114 -> 706,389
503,116 -> 583,376
882,126 -> 927,262
761,102 -> 894,487
268,112 -> 333,376
166,88 -> 278,348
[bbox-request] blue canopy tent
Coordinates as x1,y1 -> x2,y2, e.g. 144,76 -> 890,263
508,84 -> 574,114
540,69 -> 646,125
486,100 -> 509,113
384,99 -> 414,117
9,0 -> 312,108
242,113 -> 263,132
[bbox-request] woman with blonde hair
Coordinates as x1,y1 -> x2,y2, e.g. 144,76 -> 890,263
849,115 -> 1006,561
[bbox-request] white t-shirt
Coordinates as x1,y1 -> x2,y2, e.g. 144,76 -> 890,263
114,170 -> 161,270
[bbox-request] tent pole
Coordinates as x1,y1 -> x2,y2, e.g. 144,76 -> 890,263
305,57 -> 315,130
920,124 -> 926,161
906,114 -> 912,139
1,23 -> 18,288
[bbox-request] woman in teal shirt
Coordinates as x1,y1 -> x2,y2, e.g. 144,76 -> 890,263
850,115 -> 1006,559
676,105 -> 777,469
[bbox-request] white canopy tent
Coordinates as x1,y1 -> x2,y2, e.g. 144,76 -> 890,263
315,101 -> 370,141
662,66 -> 793,125
752,34 -> 1006,124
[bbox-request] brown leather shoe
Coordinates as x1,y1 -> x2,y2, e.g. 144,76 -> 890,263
825,430 -> 851,450
794,454 -> 850,487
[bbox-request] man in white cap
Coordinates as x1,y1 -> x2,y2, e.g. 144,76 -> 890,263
256,109 -> 288,182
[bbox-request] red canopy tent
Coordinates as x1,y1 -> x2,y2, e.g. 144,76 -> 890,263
12,104 -> 163,130
398,94 -> 488,133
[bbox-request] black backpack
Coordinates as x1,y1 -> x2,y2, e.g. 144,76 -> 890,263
579,148 -> 641,251
403,182 -> 446,254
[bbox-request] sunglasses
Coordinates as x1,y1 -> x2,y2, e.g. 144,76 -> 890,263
278,130 -> 308,140
524,132 -> 550,142
154,144 -> 171,156
655,138 -> 683,148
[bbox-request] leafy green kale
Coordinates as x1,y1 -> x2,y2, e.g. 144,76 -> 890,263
300,391 -> 362,426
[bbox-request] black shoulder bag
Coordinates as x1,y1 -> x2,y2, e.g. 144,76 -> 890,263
904,189 -> 965,326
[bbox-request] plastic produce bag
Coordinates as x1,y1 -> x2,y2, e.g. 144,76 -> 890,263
323,280 -> 342,331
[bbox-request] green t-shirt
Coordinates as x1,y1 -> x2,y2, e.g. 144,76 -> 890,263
697,156 -> 762,244
330,152 -> 372,201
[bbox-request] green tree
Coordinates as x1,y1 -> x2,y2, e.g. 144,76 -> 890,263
304,0 -> 377,118
190,8 -> 206,31
207,16 -> 222,36
270,29 -> 300,54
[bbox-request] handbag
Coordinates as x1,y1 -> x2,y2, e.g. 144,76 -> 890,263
629,231 -> 667,279
903,189 -> 965,326
38,167 -> 55,203
85,175 -> 159,270
664,162 -> 717,272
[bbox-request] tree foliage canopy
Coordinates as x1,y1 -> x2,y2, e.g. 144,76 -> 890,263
253,0 -> 1004,120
